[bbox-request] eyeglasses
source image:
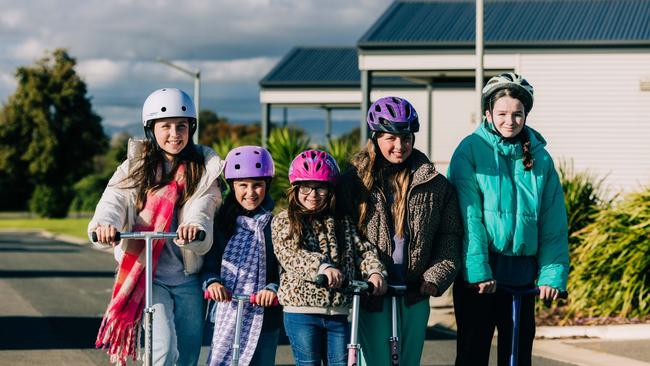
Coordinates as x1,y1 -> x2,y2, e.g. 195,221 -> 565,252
298,185 -> 329,196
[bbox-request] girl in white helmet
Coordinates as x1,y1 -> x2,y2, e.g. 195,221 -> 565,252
448,73 -> 569,366
88,88 -> 224,366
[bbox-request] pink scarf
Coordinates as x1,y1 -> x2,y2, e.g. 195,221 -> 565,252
96,164 -> 186,365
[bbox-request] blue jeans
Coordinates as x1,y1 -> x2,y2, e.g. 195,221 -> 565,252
249,328 -> 280,366
283,312 -> 350,366
151,279 -> 204,366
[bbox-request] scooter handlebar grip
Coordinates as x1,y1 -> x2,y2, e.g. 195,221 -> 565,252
195,230 -> 206,241
91,231 -> 121,242
315,274 -> 328,287
250,293 -> 280,306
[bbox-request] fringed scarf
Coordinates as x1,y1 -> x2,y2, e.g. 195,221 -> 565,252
208,211 -> 272,366
96,164 -> 186,365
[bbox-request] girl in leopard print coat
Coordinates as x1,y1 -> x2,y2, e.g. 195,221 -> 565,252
271,150 -> 387,366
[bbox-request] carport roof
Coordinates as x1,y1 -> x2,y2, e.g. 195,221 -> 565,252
260,47 -> 420,88
358,0 -> 650,49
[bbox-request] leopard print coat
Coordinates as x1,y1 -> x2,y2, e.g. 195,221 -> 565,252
271,211 -> 386,311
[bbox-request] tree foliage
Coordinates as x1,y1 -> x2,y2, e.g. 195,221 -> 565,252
0,49 -> 108,215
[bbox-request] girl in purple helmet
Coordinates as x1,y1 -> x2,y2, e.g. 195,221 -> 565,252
200,145 -> 281,366
271,149 -> 387,366
338,96 -> 463,366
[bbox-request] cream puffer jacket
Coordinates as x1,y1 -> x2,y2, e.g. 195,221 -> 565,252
87,139 -> 224,274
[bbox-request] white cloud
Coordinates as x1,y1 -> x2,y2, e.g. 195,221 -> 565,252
10,38 -> 48,61
0,9 -> 25,29
77,59 -> 129,87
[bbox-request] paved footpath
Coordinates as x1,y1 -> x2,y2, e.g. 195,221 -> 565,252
1,230 -> 648,365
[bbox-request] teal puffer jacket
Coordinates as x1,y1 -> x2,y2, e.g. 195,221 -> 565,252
448,121 -> 569,291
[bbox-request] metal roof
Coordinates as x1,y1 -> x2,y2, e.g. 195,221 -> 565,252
260,47 -> 422,88
358,0 -> 650,49
260,47 -> 360,87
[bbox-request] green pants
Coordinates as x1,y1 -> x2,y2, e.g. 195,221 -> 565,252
358,297 -> 430,366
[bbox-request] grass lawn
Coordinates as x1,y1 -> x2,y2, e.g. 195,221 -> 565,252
0,218 -> 89,239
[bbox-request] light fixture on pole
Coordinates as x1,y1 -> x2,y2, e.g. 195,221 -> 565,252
157,57 -> 201,144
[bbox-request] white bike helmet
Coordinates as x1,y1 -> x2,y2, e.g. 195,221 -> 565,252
482,72 -> 534,113
141,88 -> 196,130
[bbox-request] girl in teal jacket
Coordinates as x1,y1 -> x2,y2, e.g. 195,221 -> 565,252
448,73 -> 569,366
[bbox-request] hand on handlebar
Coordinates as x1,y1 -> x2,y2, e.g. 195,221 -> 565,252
174,224 -> 201,245
538,285 -> 559,301
253,289 -> 278,307
93,224 -> 119,246
368,273 -> 387,296
205,282 -> 231,302
324,267 -> 344,289
476,279 -> 497,294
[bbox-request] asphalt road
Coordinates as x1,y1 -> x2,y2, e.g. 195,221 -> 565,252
0,231 -> 575,366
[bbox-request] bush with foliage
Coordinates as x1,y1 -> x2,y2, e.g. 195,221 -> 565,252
558,160 -> 610,252
564,188 -> 650,321
29,185 -> 71,218
266,127 -> 310,207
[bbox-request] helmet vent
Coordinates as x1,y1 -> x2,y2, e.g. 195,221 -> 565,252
161,107 -> 167,112
234,164 -> 241,170
405,105 -> 412,118
391,97 -> 401,104
256,163 -> 262,168
316,161 -> 322,171
368,113 -> 374,122
254,151 -> 260,155
386,104 -> 396,118
375,104 -> 382,112
303,162 -> 309,170
181,106 -> 187,111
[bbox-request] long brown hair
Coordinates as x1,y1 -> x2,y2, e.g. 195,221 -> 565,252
286,184 -> 336,248
124,137 -> 205,212
485,88 -> 534,171
353,137 -> 411,237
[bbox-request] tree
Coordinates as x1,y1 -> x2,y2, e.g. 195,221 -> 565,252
0,49 -> 108,216
198,109 -> 260,146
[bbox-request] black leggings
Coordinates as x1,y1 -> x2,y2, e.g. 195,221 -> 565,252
453,280 -> 536,366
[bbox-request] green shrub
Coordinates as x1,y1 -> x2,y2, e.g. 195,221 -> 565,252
558,160 -> 610,251
266,127 -> 310,208
69,173 -> 111,213
326,137 -> 358,174
29,184 -> 71,218
566,188 -> 650,320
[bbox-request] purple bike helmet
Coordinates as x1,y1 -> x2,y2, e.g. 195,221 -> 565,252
367,96 -> 420,134
288,150 -> 340,185
224,146 -> 275,180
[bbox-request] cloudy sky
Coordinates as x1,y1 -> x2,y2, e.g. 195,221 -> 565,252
0,0 -> 392,136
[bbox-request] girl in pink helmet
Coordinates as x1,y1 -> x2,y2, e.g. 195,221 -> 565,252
271,149 -> 387,366
200,145 -> 281,366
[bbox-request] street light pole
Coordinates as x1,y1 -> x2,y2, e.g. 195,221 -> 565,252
157,57 -> 201,144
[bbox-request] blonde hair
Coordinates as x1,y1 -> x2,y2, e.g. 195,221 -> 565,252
354,137 -> 411,237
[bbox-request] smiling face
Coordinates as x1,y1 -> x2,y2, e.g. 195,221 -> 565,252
152,117 -> 190,160
376,132 -> 413,164
486,95 -> 526,139
232,178 -> 267,211
296,181 -> 329,211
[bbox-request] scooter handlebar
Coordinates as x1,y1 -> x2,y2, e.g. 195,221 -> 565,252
314,274 -> 375,293
92,230 -> 206,243
203,290 -> 280,306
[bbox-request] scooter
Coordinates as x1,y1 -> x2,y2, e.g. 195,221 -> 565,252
203,289 -> 279,366
498,285 -> 568,366
468,284 -> 568,366
315,274 -> 374,366
92,230 -> 206,366
386,285 -> 407,366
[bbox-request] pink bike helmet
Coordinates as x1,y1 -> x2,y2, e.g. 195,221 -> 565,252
288,150 -> 340,185
224,146 -> 275,180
